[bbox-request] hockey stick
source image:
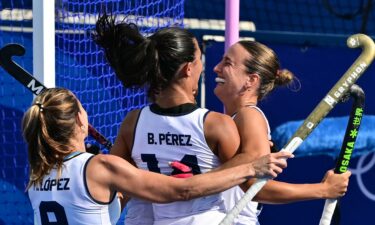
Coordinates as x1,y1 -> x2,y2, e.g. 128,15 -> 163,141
219,33 -> 375,225
319,84 -> 365,225
0,43 -> 113,150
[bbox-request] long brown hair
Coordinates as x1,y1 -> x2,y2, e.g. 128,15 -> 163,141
22,88 -> 80,189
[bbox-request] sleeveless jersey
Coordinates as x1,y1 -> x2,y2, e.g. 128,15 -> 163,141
222,105 -> 271,225
28,152 -> 120,225
129,103 -> 226,225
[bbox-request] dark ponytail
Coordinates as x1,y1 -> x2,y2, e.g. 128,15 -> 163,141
93,14 -> 197,100
93,14 -> 157,88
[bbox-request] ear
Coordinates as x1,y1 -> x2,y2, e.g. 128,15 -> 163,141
245,73 -> 260,88
182,62 -> 192,78
76,110 -> 85,127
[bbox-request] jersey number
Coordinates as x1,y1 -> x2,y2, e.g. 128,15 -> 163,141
141,154 -> 202,175
39,201 -> 68,225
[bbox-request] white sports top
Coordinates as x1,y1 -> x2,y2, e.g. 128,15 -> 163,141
28,152 -> 120,225
222,105 -> 271,225
129,103 -> 226,225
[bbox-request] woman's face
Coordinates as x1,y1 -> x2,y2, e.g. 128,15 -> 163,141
213,43 -> 251,102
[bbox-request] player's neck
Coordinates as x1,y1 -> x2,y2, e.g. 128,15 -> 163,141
156,88 -> 195,108
69,133 -> 86,153
239,95 -> 258,107
224,96 -> 258,116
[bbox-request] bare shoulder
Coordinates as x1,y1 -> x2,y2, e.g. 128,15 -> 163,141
90,154 -> 132,172
120,109 -> 142,134
236,106 -> 265,121
86,154 -> 138,197
111,109 -> 142,160
204,111 -> 240,159
89,154 -> 115,168
85,154 -> 113,183
234,107 -> 270,156
234,107 -> 268,129
204,111 -> 239,139
204,111 -> 236,129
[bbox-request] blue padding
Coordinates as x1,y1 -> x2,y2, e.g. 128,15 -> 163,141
0,179 -> 33,224
272,115 -> 375,158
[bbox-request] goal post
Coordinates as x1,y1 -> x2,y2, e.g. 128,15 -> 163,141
32,0 -> 55,88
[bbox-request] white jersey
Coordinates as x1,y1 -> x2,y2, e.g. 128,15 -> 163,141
129,103 -> 226,225
222,105 -> 271,225
28,152 -> 120,225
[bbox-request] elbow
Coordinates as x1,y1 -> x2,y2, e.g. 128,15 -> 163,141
175,181 -> 203,201
155,190 -> 194,203
253,190 -> 293,204
178,188 -> 197,201
253,192 -> 277,204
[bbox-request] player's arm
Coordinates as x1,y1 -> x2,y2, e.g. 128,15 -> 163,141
235,107 -> 271,158
233,108 -> 350,203
214,108 -> 270,171
86,153 -> 284,204
109,109 -> 140,208
203,111 -> 241,163
110,109 -> 140,163
231,108 -> 275,192
254,170 -> 350,204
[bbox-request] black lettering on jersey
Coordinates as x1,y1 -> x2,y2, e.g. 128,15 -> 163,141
172,134 -> 179,145
63,178 -> 70,190
166,132 -> 172,145
159,133 -> 166,144
49,179 -> 57,191
185,135 -> 192,146
36,178 -> 70,191
43,178 -> 51,191
148,133 -> 156,144
57,179 -> 64,190
158,133 -> 192,146
178,134 -> 185,146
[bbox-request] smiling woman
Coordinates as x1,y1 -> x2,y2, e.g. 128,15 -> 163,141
211,40 -> 351,225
